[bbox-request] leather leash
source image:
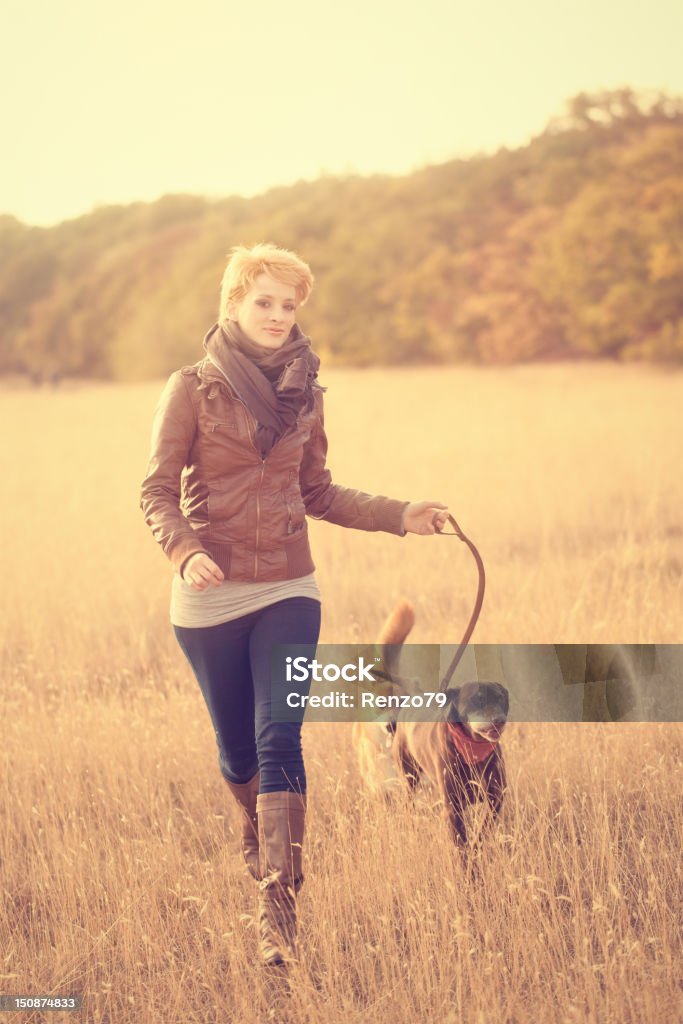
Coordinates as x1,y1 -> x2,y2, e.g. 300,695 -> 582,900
436,512 -> 486,692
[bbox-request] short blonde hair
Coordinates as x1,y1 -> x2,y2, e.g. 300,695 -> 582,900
219,243 -> 314,321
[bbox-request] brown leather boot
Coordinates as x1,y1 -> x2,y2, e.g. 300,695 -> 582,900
224,772 -> 261,880
256,790 -> 306,967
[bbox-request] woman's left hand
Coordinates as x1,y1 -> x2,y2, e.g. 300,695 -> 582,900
402,500 -> 449,535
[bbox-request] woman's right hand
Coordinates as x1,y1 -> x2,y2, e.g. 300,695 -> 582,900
181,553 -> 225,591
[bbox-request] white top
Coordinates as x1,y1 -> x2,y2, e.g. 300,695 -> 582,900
170,571 -> 321,629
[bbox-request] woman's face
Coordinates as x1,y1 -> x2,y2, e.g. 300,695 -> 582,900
228,273 -> 298,348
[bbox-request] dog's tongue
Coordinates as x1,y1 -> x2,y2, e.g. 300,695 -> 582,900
447,722 -> 498,765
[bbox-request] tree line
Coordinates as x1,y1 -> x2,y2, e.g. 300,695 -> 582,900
2,88 -> 682,383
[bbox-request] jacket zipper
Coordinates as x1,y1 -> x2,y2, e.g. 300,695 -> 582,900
254,459 -> 266,578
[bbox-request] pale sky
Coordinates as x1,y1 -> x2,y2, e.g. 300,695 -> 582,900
2,0 -> 682,226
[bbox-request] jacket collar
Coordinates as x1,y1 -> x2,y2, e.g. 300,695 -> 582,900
191,355 -> 238,396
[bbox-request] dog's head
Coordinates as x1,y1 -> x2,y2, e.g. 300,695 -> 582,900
445,681 -> 509,742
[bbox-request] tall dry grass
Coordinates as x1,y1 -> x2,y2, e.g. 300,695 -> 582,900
1,364 -> 682,1023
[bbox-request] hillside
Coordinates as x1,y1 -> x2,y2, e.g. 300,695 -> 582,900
1,88 -> 682,381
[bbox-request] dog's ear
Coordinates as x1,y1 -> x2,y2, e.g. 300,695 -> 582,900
491,682 -> 510,712
445,687 -> 462,721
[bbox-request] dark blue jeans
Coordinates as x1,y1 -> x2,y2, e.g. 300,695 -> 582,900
173,597 -> 321,794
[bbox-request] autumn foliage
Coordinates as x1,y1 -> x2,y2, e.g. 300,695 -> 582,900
2,89 -> 682,382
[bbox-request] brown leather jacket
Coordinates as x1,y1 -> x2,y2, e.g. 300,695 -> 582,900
140,356 -> 409,581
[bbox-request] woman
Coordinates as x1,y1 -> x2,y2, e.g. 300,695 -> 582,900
140,243 -> 448,967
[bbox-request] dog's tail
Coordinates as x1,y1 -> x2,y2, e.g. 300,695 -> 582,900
377,600 -> 416,684
377,599 -> 415,646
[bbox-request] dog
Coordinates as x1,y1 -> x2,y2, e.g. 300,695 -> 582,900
353,599 -> 509,845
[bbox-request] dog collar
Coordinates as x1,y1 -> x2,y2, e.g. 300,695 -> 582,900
446,722 -> 497,765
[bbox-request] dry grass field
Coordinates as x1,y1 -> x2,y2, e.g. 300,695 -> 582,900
1,363 -> 682,1024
